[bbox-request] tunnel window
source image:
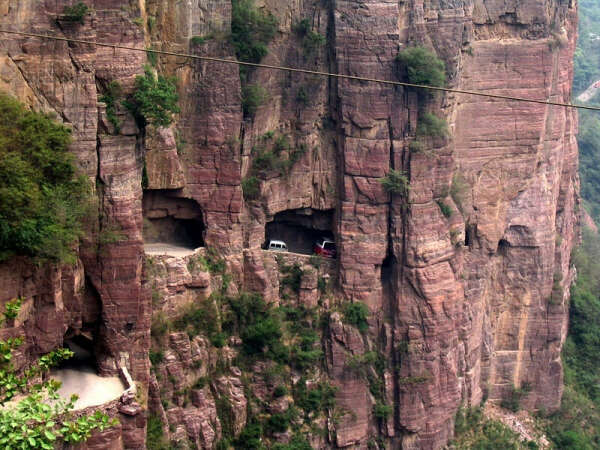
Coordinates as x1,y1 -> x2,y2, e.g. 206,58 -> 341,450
143,190 -> 205,249
265,208 -> 335,255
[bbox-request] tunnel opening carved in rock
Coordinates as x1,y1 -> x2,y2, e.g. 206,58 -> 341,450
265,208 -> 335,255
51,330 -> 126,411
142,190 -> 205,253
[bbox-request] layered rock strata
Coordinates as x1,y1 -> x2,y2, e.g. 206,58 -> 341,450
0,0 -> 579,448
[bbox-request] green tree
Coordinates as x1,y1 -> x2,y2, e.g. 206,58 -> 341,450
0,299 -> 117,448
0,93 -> 92,263
396,46 -> 446,88
231,0 -> 278,65
379,169 -> 410,196
126,67 -> 180,128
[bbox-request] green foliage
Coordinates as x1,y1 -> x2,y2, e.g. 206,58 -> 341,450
146,48 -> 158,67
452,406 -> 537,449
373,402 -> 392,419
242,84 -> 268,117
293,18 -> 325,57
416,113 -> 448,138
147,415 -> 169,450
0,93 -> 92,263
293,19 -> 311,35
190,35 -> 210,45
250,134 -> 306,178
343,302 -> 369,333
578,109 -> 600,222
293,378 -> 337,417
379,169 -> 410,196
543,231 -> 600,449
173,298 -> 220,340
500,384 -> 531,413
242,176 -> 260,202
62,2 -> 89,23
225,292 -> 285,359
296,86 -> 309,105
0,302 -> 117,448
573,0 -> 600,94
437,200 -> 452,218
149,350 -> 164,365
408,140 -> 424,153
151,311 -> 169,339
147,16 -> 156,33
3,297 -> 22,321
99,81 -> 122,133
272,434 -> 312,450
125,66 -> 180,128
230,0 -> 278,65
303,31 -> 326,56
396,46 -> 446,88
279,262 -> 303,294
273,385 -> 288,397
562,228 -> 600,402
450,172 -> 469,213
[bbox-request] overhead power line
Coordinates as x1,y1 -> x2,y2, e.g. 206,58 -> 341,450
1,29 -> 599,112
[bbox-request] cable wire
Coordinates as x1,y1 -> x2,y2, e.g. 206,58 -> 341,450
1,29 -> 599,112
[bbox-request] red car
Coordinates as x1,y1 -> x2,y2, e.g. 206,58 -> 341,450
314,238 -> 336,258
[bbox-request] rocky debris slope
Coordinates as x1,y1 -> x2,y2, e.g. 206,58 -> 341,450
0,0 -> 579,448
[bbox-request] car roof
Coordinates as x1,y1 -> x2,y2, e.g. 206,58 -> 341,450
269,240 -> 287,246
320,239 -> 334,244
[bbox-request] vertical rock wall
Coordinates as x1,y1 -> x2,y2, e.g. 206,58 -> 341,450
0,0 -> 579,448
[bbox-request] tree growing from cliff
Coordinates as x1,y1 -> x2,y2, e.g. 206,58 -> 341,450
231,0 -> 278,66
379,169 -> 410,196
396,46 -> 446,89
125,66 -> 180,128
0,299 -> 117,449
0,93 -> 92,263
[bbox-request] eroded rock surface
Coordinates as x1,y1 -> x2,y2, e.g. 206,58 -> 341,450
0,0 -> 579,448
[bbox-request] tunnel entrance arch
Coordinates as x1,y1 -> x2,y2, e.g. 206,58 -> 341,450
265,208 -> 335,255
143,190 -> 205,250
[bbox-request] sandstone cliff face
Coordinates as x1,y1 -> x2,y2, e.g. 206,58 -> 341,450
0,0 -> 579,448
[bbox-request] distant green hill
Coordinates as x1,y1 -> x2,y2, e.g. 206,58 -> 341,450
573,0 -> 600,95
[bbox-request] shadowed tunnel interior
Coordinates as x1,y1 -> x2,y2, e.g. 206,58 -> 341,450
265,208 -> 335,254
142,190 -> 205,248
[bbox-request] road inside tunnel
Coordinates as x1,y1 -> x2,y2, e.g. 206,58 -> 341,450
264,208 -> 335,255
51,336 -> 125,410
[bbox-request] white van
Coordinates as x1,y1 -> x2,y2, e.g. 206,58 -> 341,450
267,240 -> 288,252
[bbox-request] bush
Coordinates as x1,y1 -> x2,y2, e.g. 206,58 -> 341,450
190,35 -> 210,45
500,384 -> 530,412
280,262 -> 303,294
417,113 -> 448,138
379,169 -> 410,196
231,0 -> 278,65
343,302 -> 369,333
303,31 -> 326,55
0,93 -> 92,263
147,415 -> 169,450
409,140 -> 424,153
373,402 -> 392,419
173,299 -> 219,339
273,385 -> 288,397
437,200 -> 452,218
146,48 -> 158,67
63,2 -> 89,23
242,84 -> 268,117
149,350 -> 164,365
99,81 -> 122,132
125,66 -> 180,127
293,379 -> 337,416
450,172 -> 469,213
151,312 -> 169,338
242,176 -> 260,201
396,46 -> 446,88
